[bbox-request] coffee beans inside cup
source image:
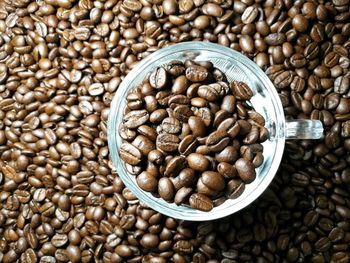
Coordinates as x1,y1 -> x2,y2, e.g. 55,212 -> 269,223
119,60 -> 268,211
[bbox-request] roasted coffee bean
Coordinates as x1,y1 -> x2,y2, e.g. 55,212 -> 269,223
215,146 -> 238,164
165,60 -> 185,76
197,85 -> 220,102
178,135 -> 198,155
158,178 -> 175,201
174,187 -> 192,205
188,116 -> 206,137
235,158 -> 256,183
193,107 -> 213,127
132,135 -> 155,155
120,142 -> 142,165
230,81 -> 253,100
149,67 -> 168,89
189,193 -> 213,212
201,171 -> 225,191
173,105 -> 192,122
123,110 -> 149,129
217,162 -> 237,178
156,133 -> 180,152
185,65 -> 209,82
137,171 -> 158,192
226,179 -> 245,199
160,117 -> 181,134
164,156 -> 186,177
172,75 -> 190,94
187,153 -> 210,172
150,109 -> 168,123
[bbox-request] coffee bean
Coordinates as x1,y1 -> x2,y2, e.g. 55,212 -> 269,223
217,162 -> 237,178
230,81 -> 253,100
201,171 -> 225,191
241,6 -> 258,24
314,237 -> 331,252
215,146 -> 238,164
235,158 -> 256,183
178,135 -> 198,155
185,65 -> 209,82
173,105 -> 192,122
172,75 -> 190,95
187,153 -> 210,172
265,33 -> 286,45
187,116 -> 206,137
120,142 -> 142,165
158,178 -> 175,201
174,187 -> 192,205
137,171 -> 158,192
156,133 -> 180,152
150,109 -> 168,123
166,61 -> 185,77
132,135 -> 155,155
52,234 -> 68,247
123,110 -> 149,129
225,179 -> 245,199
149,67 -> 168,89
197,85 -> 220,102
164,156 -> 186,177
189,193 -> 213,212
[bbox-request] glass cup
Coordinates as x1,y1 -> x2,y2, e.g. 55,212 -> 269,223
108,42 -> 323,221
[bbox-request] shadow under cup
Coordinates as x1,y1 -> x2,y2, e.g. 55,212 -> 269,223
108,42 -> 286,221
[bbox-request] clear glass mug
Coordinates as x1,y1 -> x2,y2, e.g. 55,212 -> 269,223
108,42 -> 323,221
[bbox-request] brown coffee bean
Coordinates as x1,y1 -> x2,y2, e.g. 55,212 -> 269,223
217,162 -> 237,178
193,16 -> 211,30
123,110 -> 149,129
164,156 -> 187,177
174,187 -> 192,205
197,85 -> 220,102
188,116 -> 206,137
150,109 -> 168,123
120,142 -> 142,165
189,193 -> 213,211
201,171 -> 225,191
241,6 -> 258,24
173,105 -> 192,122
149,67 -> 168,89
158,118 -> 180,135
230,81 -> 253,100
158,178 -> 175,201
138,125 -> 158,141
178,135 -> 198,155
225,179 -> 245,199
185,65 -> 209,82
136,171 -> 158,192
156,133 -> 180,152
187,153 -> 210,172
171,75 -> 190,94
132,135 -> 155,155
215,146 -> 238,164
235,158 -> 256,183
193,107 -> 213,127
166,61 -> 185,77
265,33 -> 286,45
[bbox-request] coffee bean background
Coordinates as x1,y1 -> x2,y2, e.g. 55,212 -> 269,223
0,0 -> 349,262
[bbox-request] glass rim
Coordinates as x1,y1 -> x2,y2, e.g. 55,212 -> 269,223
108,42 -> 286,221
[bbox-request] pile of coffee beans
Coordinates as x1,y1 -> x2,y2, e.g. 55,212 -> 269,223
0,0 -> 349,262
119,60 -> 268,211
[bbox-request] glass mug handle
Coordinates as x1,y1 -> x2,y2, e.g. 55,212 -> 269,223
285,119 -> 324,140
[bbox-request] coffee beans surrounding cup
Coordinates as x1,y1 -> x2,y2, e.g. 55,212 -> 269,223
119,60 -> 268,211
0,0 -> 349,262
